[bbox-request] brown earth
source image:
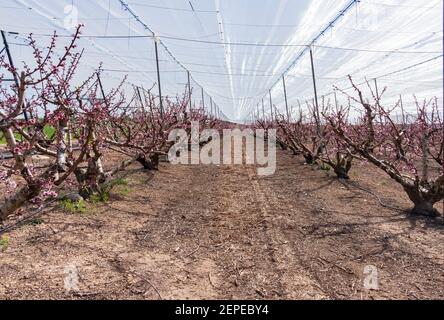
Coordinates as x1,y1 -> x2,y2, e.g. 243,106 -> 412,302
0,140 -> 443,300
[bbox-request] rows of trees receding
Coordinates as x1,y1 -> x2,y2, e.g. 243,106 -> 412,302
0,26 -> 442,221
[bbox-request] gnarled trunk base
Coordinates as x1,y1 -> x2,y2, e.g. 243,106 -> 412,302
410,202 -> 439,217
403,185 -> 441,217
303,153 -> 316,165
74,159 -> 106,200
137,153 -> 159,171
333,166 -> 351,179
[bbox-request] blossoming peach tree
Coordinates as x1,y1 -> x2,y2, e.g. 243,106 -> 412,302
324,78 -> 443,216
257,77 -> 442,217
0,26 -> 216,221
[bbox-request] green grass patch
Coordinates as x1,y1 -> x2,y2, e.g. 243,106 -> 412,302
89,192 -> 110,204
0,132 -> 23,144
320,164 -> 331,172
89,178 -> 131,203
42,125 -> 56,139
116,186 -> 131,196
60,199 -> 87,214
0,124 -> 56,145
0,235 -> 10,251
30,218 -> 44,226
110,178 -> 131,196
110,178 -> 129,187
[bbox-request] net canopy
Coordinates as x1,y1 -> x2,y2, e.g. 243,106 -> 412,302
0,0 -> 442,122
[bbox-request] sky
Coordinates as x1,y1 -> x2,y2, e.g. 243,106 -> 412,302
0,0 -> 442,121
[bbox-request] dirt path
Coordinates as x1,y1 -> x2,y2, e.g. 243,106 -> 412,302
0,140 -> 443,300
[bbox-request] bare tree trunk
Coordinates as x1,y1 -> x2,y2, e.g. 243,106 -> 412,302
75,157 -> 104,199
0,165 -> 56,221
91,131 -> 104,176
67,125 -> 73,155
56,119 -> 69,180
2,127 -> 34,183
333,156 -> 353,179
0,126 -> 39,219
57,119 -> 69,171
421,133 -> 429,183
0,185 -> 40,220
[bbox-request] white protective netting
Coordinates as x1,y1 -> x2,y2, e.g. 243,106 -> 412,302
0,0 -> 442,122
